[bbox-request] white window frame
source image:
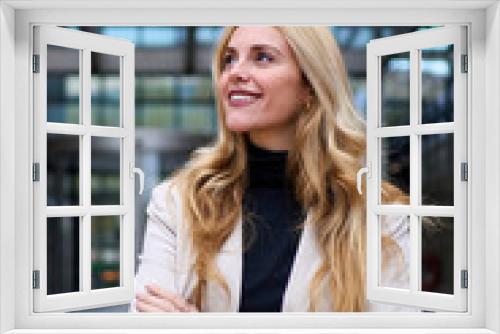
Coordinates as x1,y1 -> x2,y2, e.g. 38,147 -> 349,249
0,1 -> 499,333
32,25 -> 136,312
365,25 -> 468,312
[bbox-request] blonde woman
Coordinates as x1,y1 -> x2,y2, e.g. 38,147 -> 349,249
131,26 -> 412,313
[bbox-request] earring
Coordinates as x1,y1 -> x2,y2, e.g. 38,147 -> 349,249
304,98 -> 313,112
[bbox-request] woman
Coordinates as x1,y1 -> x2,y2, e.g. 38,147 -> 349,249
131,26 -> 410,313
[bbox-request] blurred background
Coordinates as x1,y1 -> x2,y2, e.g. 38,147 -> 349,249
45,26 -> 454,312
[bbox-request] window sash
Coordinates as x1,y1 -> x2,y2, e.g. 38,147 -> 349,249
366,25 -> 468,312
32,25 -> 136,312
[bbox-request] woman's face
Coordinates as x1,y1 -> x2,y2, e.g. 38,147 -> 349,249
217,26 -> 309,135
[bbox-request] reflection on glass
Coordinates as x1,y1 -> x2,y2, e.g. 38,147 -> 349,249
379,215 -> 410,289
381,52 -> 410,127
47,217 -> 80,295
195,27 -> 224,45
421,45 -> 454,124
99,26 -> 188,48
179,104 -> 216,134
137,104 -> 176,128
91,52 -> 120,127
138,76 -> 176,99
91,216 -> 120,289
422,134 -> 454,206
47,134 -> 79,206
178,76 -> 213,100
47,45 -> 80,123
422,216 -> 454,294
142,27 -> 187,47
91,137 -> 121,205
381,137 -> 410,204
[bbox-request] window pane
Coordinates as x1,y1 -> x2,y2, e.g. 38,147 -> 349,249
421,134 -> 454,206
421,45 -> 454,124
381,52 -> 410,127
91,52 -> 121,127
421,216 -> 454,294
47,217 -> 80,295
380,136 -> 410,204
47,134 -> 80,206
138,76 -> 176,100
178,76 -> 213,100
91,137 -> 121,205
179,104 -> 216,134
379,215 -> 410,289
91,216 -> 121,289
137,104 -> 175,128
195,26 -> 223,45
142,27 -> 187,47
47,45 -> 80,124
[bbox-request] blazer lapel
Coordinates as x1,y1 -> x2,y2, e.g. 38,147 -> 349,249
281,214 -> 325,312
204,214 -> 243,312
205,211 -> 325,312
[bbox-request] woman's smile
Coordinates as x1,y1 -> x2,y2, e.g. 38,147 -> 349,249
227,89 -> 263,108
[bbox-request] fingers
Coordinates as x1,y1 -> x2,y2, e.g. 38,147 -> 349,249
135,284 -> 199,313
136,298 -> 176,312
136,292 -> 181,312
146,284 -> 193,311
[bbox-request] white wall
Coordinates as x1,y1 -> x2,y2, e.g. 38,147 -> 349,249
0,2 -> 16,333
485,2 -> 500,333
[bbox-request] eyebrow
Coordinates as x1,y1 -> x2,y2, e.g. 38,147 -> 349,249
223,44 -> 284,57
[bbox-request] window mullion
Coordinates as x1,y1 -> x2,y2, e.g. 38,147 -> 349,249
81,48 -> 91,294
409,48 -> 420,294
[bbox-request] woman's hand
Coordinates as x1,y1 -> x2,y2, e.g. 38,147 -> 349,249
135,283 -> 199,312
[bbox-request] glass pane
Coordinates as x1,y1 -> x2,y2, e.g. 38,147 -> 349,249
178,76 -> 213,100
91,137 -> 121,205
47,134 -> 79,206
422,216 -> 454,294
380,137 -> 410,204
179,104 -> 216,134
91,216 -> 120,289
381,52 -> 410,127
137,104 -> 175,128
421,45 -> 454,124
138,76 -> 176,100
47,45 -> 80,123
422,134 -> 454,206
379,215 -> 410,289
47,217 -> 80,295
142,27 -> 187,47
91,52 -> 121,127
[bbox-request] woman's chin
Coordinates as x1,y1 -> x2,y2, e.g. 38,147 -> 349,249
225,118 -> 257,132
226,124 -> 253,132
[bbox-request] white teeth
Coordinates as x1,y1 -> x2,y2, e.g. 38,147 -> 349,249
230,94 -> 257,101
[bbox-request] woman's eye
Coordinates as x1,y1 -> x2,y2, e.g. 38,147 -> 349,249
256,52 -> 273,62
222,54 -> 234,65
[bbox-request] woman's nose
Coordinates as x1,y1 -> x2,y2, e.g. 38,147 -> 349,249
227,60 -> 251,82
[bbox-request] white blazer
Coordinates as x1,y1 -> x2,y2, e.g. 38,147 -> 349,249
131,180 -> 416,312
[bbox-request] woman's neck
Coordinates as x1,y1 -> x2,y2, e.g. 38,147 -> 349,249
247,123 -> 295,151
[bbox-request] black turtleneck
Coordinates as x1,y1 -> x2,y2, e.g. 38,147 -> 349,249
238,137 -> 305,312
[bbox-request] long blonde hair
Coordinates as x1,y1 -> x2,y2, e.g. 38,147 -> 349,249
169,26 -> 403,312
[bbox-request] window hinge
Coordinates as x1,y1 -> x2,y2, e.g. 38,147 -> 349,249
461,162 -> 468,181
32,270 -> 40,289
461,270 -> 468,289
33,163 -> 40,182
32,55 -> 40,73
461,54 -> 468,73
